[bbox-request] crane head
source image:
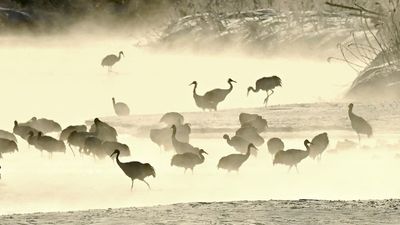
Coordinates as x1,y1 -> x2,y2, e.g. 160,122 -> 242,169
246,87 -> 252,96
348,103 -> 354,109
228,78 -> 237,83
222,134 -> 229,140
119,51 -> 124,57
199,149 -> 208,155
248,143 -> 258,150
189,81 -> 197,86
304,139 -> 311,146
110,149 -> 120,157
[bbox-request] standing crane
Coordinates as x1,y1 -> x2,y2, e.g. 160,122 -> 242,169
112,97 -> 130,116
348,103 -> 372,142
203,78 -> 236,110
101,51 -> 124,72
267,137 -> 284,156
309,132 -> 329,160
171,125 -> 200,154
111,149 -> 156,191
217,143 -> 258,172
171,149 -> 208,173
247,76 -> 282,106
273,139 -> 311,172
189,81 -> 217,111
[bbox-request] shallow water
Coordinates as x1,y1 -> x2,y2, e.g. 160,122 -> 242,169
1,131 -> 400,215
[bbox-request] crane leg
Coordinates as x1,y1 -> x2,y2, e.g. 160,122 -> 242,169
184,168 -> 187,174
142,180 -> 151,190
288,166 -> 292,172
358,134 -> 361,143
131,179 -> 134,192
191,168 -> 194,174
295,165 -> 299,174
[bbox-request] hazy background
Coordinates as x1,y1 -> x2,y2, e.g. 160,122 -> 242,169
2,0 -> 398,216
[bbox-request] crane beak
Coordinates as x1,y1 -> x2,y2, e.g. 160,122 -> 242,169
232,79 -> 237,83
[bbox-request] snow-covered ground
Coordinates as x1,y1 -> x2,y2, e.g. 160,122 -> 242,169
1,200 -> 400,224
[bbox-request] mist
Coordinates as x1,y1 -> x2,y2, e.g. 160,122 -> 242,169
0,32 -> 393,216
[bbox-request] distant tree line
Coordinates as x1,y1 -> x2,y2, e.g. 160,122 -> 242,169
0,0 -> 384,30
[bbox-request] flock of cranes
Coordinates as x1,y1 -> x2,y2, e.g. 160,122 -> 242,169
0,51 -> 375,191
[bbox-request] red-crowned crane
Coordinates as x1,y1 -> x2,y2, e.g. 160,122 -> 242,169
101,51 -> 124,72
348,103 -> 372,142
309,132 -> 329,160
247,76 -> 282,106
111,149 -> 155,191
203,78 -> 236,110
189,81 -> 217,111
217,143 -> 257,172
273,139 -> 310,172
267,137 -> 284,156
171,149 -> 208,173
112,97 -> 130,116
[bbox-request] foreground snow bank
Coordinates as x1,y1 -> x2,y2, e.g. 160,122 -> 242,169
1,200 -> 399,225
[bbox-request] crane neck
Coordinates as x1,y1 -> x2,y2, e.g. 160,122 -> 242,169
192,83 -> 198,96
112,98 -> 116,106
199,151 -> 206,163
171,126 -> 177,137
115,151 -> 122,167
304,142 -> 310,153
227,80 -> 234,91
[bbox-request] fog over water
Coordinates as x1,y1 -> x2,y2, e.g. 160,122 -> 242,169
3,34 -> 396,216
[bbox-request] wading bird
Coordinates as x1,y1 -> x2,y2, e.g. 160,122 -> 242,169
247,76 -> 282,106
13,120 -> 39,141
348,103 -> 372,142
273,139 -> 311,172
59,125 -> 87,141
309,132 -> 329,160
189,81 -> 217,111
25,117 -> 62,134
171,125 -> 199,154
204,78 -> 236,110
171,149 -> 208,173
0,129 -> 17,142
217,143 -> 257,172
112,97 -> 130,116
111,149 -> 155,191
267,137 -> 284,156
0,138 -> 18,158
223,134 -> 253,155
101,51 -> 124,72
159,112 -> 184,126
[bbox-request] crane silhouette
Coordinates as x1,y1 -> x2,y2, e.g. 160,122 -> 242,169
59,125 -> 87,141
348,103 -> 372,142
35,132 -> 67,157
239,113 -> 268,133
171,124 -> 199,154
203,78 -> 236,110
171,149 -> 208,173
247,76 -> 282,106
309,132 -> 329,160
0,138 -> 18,158
273,139 -> 310,172
13,120 -> 39,141
159,112 -> 184,126
217,143 -> 257,172
0,129 -> 17,142
112,97 -> 130,116
111,149 -> 155,191
25,117 -> 62,134
267,137 -> 284,156
189,81 -> 217,111
101,51 -> 124,72
235,125 -> 264,146
223,134 -> 253,155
